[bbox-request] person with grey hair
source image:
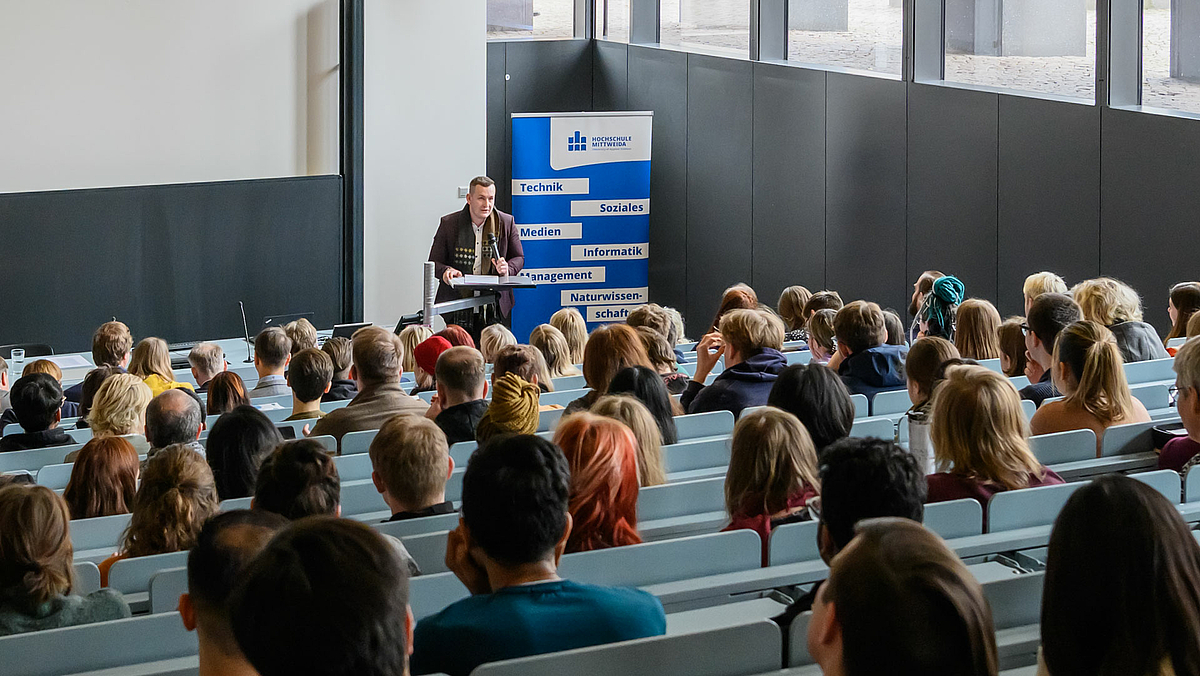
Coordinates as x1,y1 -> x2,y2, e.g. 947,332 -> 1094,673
145,389 -> 205,459
188,343 -> 227,394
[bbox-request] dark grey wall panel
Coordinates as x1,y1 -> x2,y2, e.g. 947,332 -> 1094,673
907,84 -> 999,307
486,41 -> 508,210
0,177 -> 343,352
825,73 -> 909,315
751,63 -> 827,305
1101,107 -> 1200,335
686,54 -> 754,336
997,96 -> 1100,318
593,40 -> 629,111
628,46 -> 689,324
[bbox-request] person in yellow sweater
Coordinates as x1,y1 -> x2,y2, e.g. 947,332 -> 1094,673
128,337 -> 195,397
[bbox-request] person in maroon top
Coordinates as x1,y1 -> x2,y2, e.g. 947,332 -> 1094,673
926,366 -> 1063,525
722,408 -> 820,565
1160,337 -> 1200,472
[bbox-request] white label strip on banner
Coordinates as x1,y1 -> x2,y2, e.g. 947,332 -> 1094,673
549,115 -> 653,171
570,243 -> 649,261
570,199 -> 650,217
524,266 -> 607,285
561,287 -> 649,306
519,223 -> 584,240
511,178 -> 590,196
586,304 -> 643,323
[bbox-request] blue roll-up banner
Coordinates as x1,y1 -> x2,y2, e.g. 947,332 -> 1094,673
509,111 -> 653,342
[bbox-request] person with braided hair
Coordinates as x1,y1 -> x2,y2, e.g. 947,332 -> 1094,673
552,413 -> 642,554
474,373 -> 540,443
917,275 -> 966,341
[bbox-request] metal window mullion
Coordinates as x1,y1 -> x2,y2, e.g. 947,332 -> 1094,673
630,0 -> 661,44
752,0 -> 788,61
1103,0 -> 1142,107
575,0 -> 595,39
909,0 -> 945,82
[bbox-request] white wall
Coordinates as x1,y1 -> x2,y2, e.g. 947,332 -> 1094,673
363,0 -> 487,325
0,0 -> 339,194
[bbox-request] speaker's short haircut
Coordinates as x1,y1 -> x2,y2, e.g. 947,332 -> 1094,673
253,440 -> 339,520
287,348 -> 333,404
11,374 -> 63,432
434,346 -> 485,397
254,328 -> 291,369
469,175 -> 496,192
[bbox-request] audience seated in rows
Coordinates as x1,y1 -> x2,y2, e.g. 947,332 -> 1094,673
63,436 -> 138,520
805,308 -> 837,365
722,408 -> 820,564
320,336 -> 358,402
1023,271 -> 1068,316
65,321 -> 132,403
1160,337 -> 1200,472
634,325 -> 689,394
0,374 -> 74,452
480,324 -> 517,364
1039,474 -> 1200,676
1072,277 -> 1170,363
249,328 -> 292,399
426,346 -> 488,445
207,405 -> 281,500
187,342 -> 226,394
767,363 -> 854,458
685,308 -> 787,416
412,336 -> 453,396
205,371 -> 249,416
566,324 -> 653,413
550,307 -> 588,365
178,509 -> 288,676
709,283 -> 759,333
928,366 -> 1063,515
1030,321 -> 1152,452
1021,292 -> 1083,406
628,302 -> 689,366
99,445 -> 220,585
0,485 -> 130,636
903,337 -> 960,473
554,413 -> 642,553
591,395 -> 667,487
1166,282 -> 1200,351
998,316 -> 1028,377
311,326 -> 429,449
145,388 -> 205,459
475,373 -> 539,442
411,434 -> 665,676
130,337 -> 195,397
777,285 -> 813,342
833,301 -> 907,399
907,270 -> 944,342
435,323 -> 475,349
607,365 -> 680,443
283,318 -> 318,356
956,298 -> 1002,360
76,373 -> 153,458
370,415 -> 456,521
529,324 -> 581,378
399,326 -> 434,393
285,348 -> 333,421
917,275 -> 965,341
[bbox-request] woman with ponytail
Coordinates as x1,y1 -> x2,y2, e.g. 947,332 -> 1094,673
1030,321 -> 1151,454
918,275 -> 966,341
552,413 -> 642,553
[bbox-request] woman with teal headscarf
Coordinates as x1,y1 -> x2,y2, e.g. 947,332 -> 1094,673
919,275 -> 966,341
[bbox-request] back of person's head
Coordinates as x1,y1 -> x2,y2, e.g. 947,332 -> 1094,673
1054,320 -> 1134,424
778,286 -> 814,332
816,518 -> 998,676
997,317 -> 1028,377
475,373 -> 540,442
1043,475 -> 1200,676
1027,292 -> 1083,350
607,365 -> 679,445
931,366 -> 1043,489
807,308 -> 837,355
710,283 -> 759,332
591,394 -> 667,487
530,324 -> 579,378
88,372 -> 153,436
1072,277 -> 1144,325
92,321 -> 133,368
0,484 -> 74,613
145,388 -> 203,448
905,337 -> 960,404
582,324 -> 653,394
880,309 -> 906,346
720,308 -> 785,356
435,324 -> 475,349
480,324 -> 517,364
913,270 -> 946,309
627,303 -> 677,345
282,318 -> 317,355
129,337 -> 174,381
78,366 -> 120,423
369,415 -> 450,508
254,439 -> 339,519
320,336 -> 353,378
22,359 -> 63,382
834,301 -> 886,354
767,364 -> 854,453
253,327 -> 292,369
955,299 -> 1002,360
818,438 -> 925,554
11,373 -> 63,433
664,306 -> 687,344
919,275 -> 966,340
188,343 -> 225,381
550,307 -> 588,364
351,326 -> 405,385
205,371 -> 249,416
634,325 -> 677,372
725,408 -> 819,518
435,346 -> 485,399
229,518 -> 412,676
287,348 -> 333,404
552,413 -> 642,553
207,406 -> 282,500
1023,271 -> 1068,301
804,290 -> 845,319
63,436 -> 139,520
124,445 -> 219,558
1168,282 -> 1200,342
461,434 -> 571,566
493,344 -> 543,385
398,325 -> 433,376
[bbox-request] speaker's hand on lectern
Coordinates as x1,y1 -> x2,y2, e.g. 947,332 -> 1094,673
443,267 -> 463,284
493,258 -> 509,276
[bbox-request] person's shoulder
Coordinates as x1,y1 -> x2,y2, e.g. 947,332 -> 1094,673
925,472 -> 976,501
564,580 -> 665,614
496,208 -> 515,226
78,589 -> 132,621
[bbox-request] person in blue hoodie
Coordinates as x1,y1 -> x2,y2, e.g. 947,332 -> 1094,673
682,308 -> 788,417
834,301 -> 909,402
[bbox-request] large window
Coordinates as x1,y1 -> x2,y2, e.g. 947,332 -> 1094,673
940,0 -> 1095,101
596,0 -> 630,41
660,0 -> 750,56
1142,1 -> 1200,114
487,0 -> 575,39
788,0 -> 903,76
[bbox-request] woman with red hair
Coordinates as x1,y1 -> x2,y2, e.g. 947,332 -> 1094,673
552,413 -> 642,553
435,324 -> 476,349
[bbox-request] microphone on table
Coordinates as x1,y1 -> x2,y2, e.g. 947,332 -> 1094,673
239,301 -> 253,363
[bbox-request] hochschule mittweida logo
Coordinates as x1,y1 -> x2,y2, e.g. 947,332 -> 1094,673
567,131 -> 587,152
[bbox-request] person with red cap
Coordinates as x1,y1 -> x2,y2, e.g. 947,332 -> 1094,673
411,336 -> 453,396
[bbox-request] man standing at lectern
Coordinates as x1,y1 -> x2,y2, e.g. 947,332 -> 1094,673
428,176 -> 525,330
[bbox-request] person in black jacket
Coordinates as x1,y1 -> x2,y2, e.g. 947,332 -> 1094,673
0,374 -> 75,452
1020,293 -> 1082,406
834,301 -> 908,400
426,347 -> 488,446
682,308 -> 787,417
320,337 -> 359,403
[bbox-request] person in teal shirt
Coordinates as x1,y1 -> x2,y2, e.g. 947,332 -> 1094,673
411,434 -> 666,676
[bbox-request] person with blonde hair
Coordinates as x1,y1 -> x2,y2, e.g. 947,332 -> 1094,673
0,485 -> 130,635
723,408 -> 820,564
566,324 -> 654,413
530,324 -> 581,378
128,337 -> 194,397
591,394 -> 668,487
806,308 -> 837,365
283,317 -> 318,355
398,325 -> 434,386
479,323 -> 516,364
82,372 -> 153,457
1023,271 -> 1068,315
778,285 -> 814,342
1071,277 -> 1169,362
955,299 -> 1002,360
552,413 -> 642,553
550,307 -> 588,364
685,308 -> 787,416
63,436 -> 139,520
997,317 -> 1028,378
1031,321 -> 1152,454
928,366 -> 1063,515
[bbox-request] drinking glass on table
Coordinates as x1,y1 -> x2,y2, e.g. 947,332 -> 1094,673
10,348 -> 24,366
